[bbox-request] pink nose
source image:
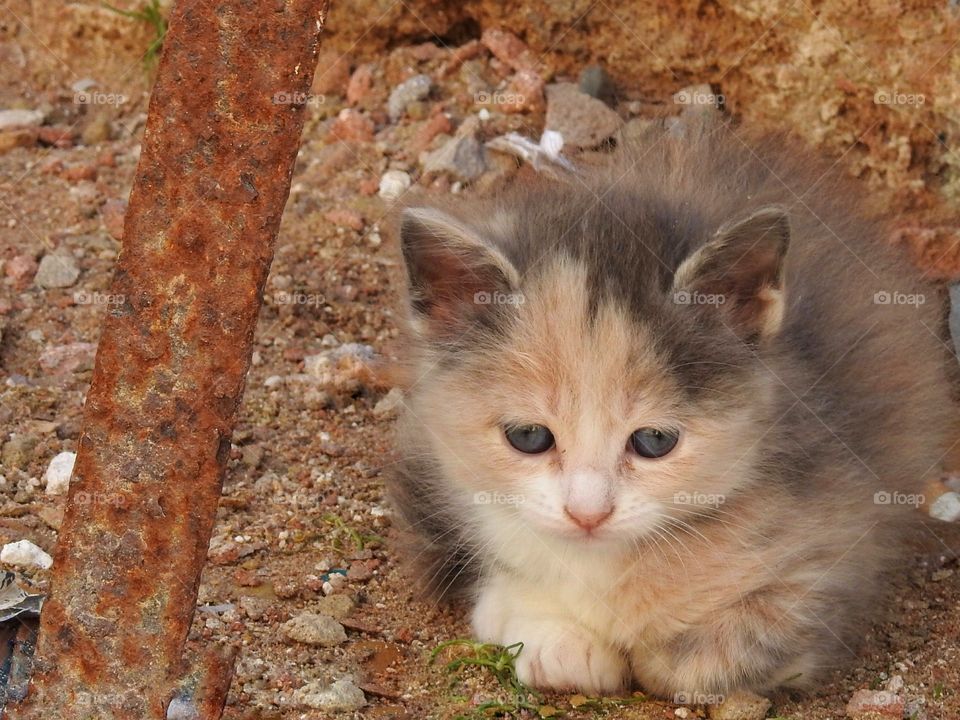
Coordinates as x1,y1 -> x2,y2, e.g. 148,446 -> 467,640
564,506 -> 613,531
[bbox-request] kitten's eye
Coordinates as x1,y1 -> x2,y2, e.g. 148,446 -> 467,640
629,427 -> 680,458
504,424 -> 555,454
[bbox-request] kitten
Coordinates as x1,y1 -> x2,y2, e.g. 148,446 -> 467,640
388,119 -> 953,699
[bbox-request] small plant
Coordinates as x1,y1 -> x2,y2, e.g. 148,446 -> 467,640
322,513 -> 383,552
102,0 -> 168,67
431,640 -> 543,718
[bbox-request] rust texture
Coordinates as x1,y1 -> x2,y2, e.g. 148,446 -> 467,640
6,0 -> 331,717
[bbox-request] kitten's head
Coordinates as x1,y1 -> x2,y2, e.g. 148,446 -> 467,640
397,195 -> 790,549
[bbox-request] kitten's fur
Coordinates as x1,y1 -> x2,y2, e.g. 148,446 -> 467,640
388,120 -> 953,698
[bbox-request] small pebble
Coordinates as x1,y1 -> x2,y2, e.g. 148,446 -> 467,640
294,678 -> 366,711
929,491 -> 960,522
0,108 -> 44,130
378,169 -> 411,200
35,253 -> 81,289
44,451 -> 76,495
1,540 -> 53,570
387,74 -> 432,121
281,612 -> 347,646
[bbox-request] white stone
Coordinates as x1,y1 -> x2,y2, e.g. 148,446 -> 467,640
378,169 -> 411,200
44,451 -> 76,495
929,491 -> 960,522
295,678 -> 366,711
1,540 -> 53,570
0,109 -> 44,131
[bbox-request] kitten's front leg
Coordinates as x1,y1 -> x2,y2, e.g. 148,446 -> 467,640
472,573 -> 628,695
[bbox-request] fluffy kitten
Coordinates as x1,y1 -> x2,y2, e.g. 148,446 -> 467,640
388,119 -> 953,699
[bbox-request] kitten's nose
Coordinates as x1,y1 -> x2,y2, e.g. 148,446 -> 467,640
564,505 -> 613,531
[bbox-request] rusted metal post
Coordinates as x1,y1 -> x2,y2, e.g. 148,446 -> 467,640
6,0 -> 330,717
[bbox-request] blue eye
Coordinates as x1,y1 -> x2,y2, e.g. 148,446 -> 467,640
629,427 -> 680,458
504,424 -> 555,454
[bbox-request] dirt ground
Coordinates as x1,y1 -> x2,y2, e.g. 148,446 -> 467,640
1,6 -> 959,720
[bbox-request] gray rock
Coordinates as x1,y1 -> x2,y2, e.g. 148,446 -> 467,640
388,74 -> 432,121
421,133 -> 487,182
545,82 -> 622,148
707,691 -> 772,720
578,64 -> 616,105
281,612 -> 347,646
35,253 -> 80,289
294,678 -> 366,711
0,109 -> 44,131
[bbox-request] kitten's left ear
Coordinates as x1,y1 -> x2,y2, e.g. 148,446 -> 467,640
400,207 -> 520,337
672,206 -> 790,341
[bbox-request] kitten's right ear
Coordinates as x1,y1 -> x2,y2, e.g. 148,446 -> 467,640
400,207 -> 520,337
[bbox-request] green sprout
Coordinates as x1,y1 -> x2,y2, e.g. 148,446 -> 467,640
431,640 -> 543,718
322,513 -> 383,552
102,0 -> 168,67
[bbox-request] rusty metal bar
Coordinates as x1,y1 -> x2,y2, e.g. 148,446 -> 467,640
6,0 -> 331,717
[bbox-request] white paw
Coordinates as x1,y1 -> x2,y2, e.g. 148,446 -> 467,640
512,622 -> 627,695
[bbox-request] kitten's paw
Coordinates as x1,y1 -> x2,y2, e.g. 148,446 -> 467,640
513,622 -> 627,695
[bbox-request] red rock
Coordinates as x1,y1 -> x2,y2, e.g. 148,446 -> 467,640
37,125 -> 75,148
39,158 -> 63,175
501,69 -> 546,114
845,689 -> 904,718
410,42 -> 442,61
481,28 -> 541,74
410,111 -> 453,155
96,150 -> 117,168
324,208 -> 365,231
327,108 -> 375,144
312,50 -> 352,97
357,176 -> 380,196
444,39 -> 484,76
5,254 -> 38,284
60,163 -> 98,183
346,64 -> 375,106
100,198 -> 127,240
